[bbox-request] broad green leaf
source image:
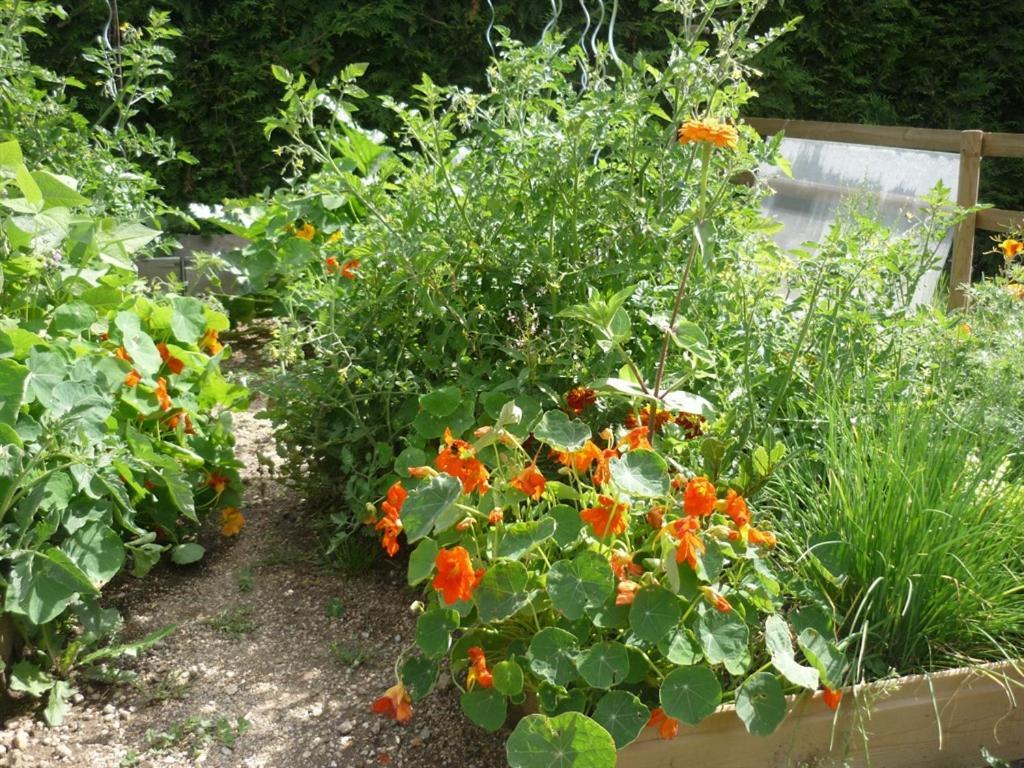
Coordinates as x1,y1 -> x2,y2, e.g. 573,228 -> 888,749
493,659 -> 524,696
658,627 -> 703,665
475,560 -> 529,622
395,447 -> 427,477
62,522 -> 125,589
32,171 -> 88,208
401,655 -> 439,701
5,551 -> 92,625
765,615 -> 819,690
0,140 -> 23,167
170,543 -> 205,565
496,517 -> 556,560
0,328 -> 48,360
576,641 -> 629,689
401,475 -> 462,542
415,607 -> 459,659
460,688 -> 507,732
533,410 -> 591,452
9,661 -> 53,696
660,665 -> 722,725
550,504 -> 584,547
408,538 -> 439,585
797,628 -> 847,689
507,713 -> 616,768
169,296 -> 208,344
547,551 -> 614,620
0,359 -> 28,424
52,302 -> 97,334
115,312 -> 161,376
528,627 -> 580,686
609,450 -> 669,498
629,585 -> 683,643
44,680 -> 73,726
23,350 -> 65,408
591,691 -> 649,749
419,386 -> 462,417
697,610 -> 750,674
735,672 -> 787,735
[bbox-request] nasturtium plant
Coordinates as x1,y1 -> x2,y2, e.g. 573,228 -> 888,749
0,143 -> 248,718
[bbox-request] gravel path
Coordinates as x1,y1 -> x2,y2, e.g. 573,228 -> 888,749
0,376 -> 507,767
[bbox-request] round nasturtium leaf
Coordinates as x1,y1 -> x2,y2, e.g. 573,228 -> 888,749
658,627 -> 703,666
623,646 -> 654,685
401,654 -> 439,701
576,641 -> 629,690
533,410 -> 592,452
401,476 -> 463,542
660,665 -> 722,726
415,607 -> 459,659
507,712 -> 617,768
475,560 -> 529,622
460,688 -> 508,732
629,585 -> 683,644
609,450 -> 670,498
170,543 -> 205,565
419,385 -> 463,417
697,609 -> 751,674
735,672 -> 787,736
550,504 -> 585,548
493,659 -> 525,697
407,537 -> 439,586
547,551 -> 614,621
591,690 -> 649,749
528,627 -> 580,686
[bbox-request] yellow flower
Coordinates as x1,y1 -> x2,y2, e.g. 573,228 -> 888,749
294,223 -> 316,241
678,118 -> 739,149
220,507 -> 246,537
1001,238 -> 1023,262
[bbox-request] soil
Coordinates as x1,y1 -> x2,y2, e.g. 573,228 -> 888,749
0,329 -> 507,768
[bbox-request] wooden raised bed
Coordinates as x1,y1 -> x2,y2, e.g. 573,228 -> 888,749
619,661 -> 1024,768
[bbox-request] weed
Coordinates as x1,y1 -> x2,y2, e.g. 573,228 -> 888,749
203,606 -> 257,638
325,597 -> 345,619
134,669 -> 192,706
329,640 -> 368,668
235,567 -> 255,593
146,714 -> 251,756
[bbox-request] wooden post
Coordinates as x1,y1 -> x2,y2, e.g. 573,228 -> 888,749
949,130 -> 984,309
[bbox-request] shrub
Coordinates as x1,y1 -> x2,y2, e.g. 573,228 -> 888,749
0,142 -> 247,720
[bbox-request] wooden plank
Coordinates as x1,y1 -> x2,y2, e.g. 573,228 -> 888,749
746,117 -> 963,153
618,661 -> 1024,768
982,132 -> 1024,158
949,130 -> 984,309
976,207 -> 1024,232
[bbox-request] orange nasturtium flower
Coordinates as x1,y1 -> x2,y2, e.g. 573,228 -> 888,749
675,411 -> 707,439
822,687 -> 842,711
609,550 -> 643,581
580,495 -> 629,538
294,222 -> 316,241
700,585 -> 732,613
124,369 -> 142,388
433,546 -> 484,605
372,682 -> 413,723
621,426 -> 652,451
510,463 -> 546,500
646,506 -> 665,530
647,707 -> 680,740
376,481 -> 407,557
115,346 -> 132,362
554,440 -> 605,474
722,489 -> 750,528
157,343 -> 185,375
220,507 -> 246,537
746,526 -> 778,548
154,377 -> 173,412
616,580 -> 641,606
488,508 -> 504,526
341,259 -> 360,280
669,516 -> 705,570
565,386 -> 597,415
325,256 -> 340,274
166,411 -> 194,434
683,476 -> 717,517
201,328 -> 223,356
466,647 -> 494,690
1001,238 -> 1024,261
678,118 -> 739,149
591,446 -> 619,488
206,471 -> 231,495
625,407 -> 672,431
436,428 -> 491,495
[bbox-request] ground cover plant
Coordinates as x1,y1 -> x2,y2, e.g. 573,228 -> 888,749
0,141 -> 247,720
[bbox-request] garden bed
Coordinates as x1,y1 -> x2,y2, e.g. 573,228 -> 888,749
620,661 -> 1024,768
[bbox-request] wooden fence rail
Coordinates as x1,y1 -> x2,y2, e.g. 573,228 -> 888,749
746,118 -> 1024,309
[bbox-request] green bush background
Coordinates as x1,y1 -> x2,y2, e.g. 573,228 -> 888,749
33,0 -> 1023,214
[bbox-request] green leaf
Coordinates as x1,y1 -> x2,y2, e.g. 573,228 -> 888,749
44,680 -> 73,726
660,389 -> 715,416
735,672 -> 787,736
576,641 -> 629,689
460,688 -> 507,732
797,628 -> 847,689
0,359 -> 28,424
416,607 -> 459,659
170,543 -> 205,565
9,661 -> 54,697
493,659 -> 524,696
408,538 -> 439,585
61,522 -> 125,589
660,665 -> 722,725
528,627 -> 580,686
401,655 -> 439,701
5,551 -> 95,625
658,628 -> 703,665
609,450 -> 669,498
0,140 -> 23,168
169,297 -> 208,344
52,302 -> 97,334
23,350 -> 65,408
550,505 -> 584,547
419,386 -> 462,417
507,713 -> 617,768
629,585 -> 683,644
765,615 -> 819,690
697,610 -> 750,675
32,170 -> 89,209
752,446 -> 771,477
396,447 -> 427,477
547,551 -> 614,620
591,691 -> 649,749
533,410 -> 591,452
475,560 -> 529,622
497,517 -> 556,560
401,475 -> 462,541
115,312 -> 161,376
